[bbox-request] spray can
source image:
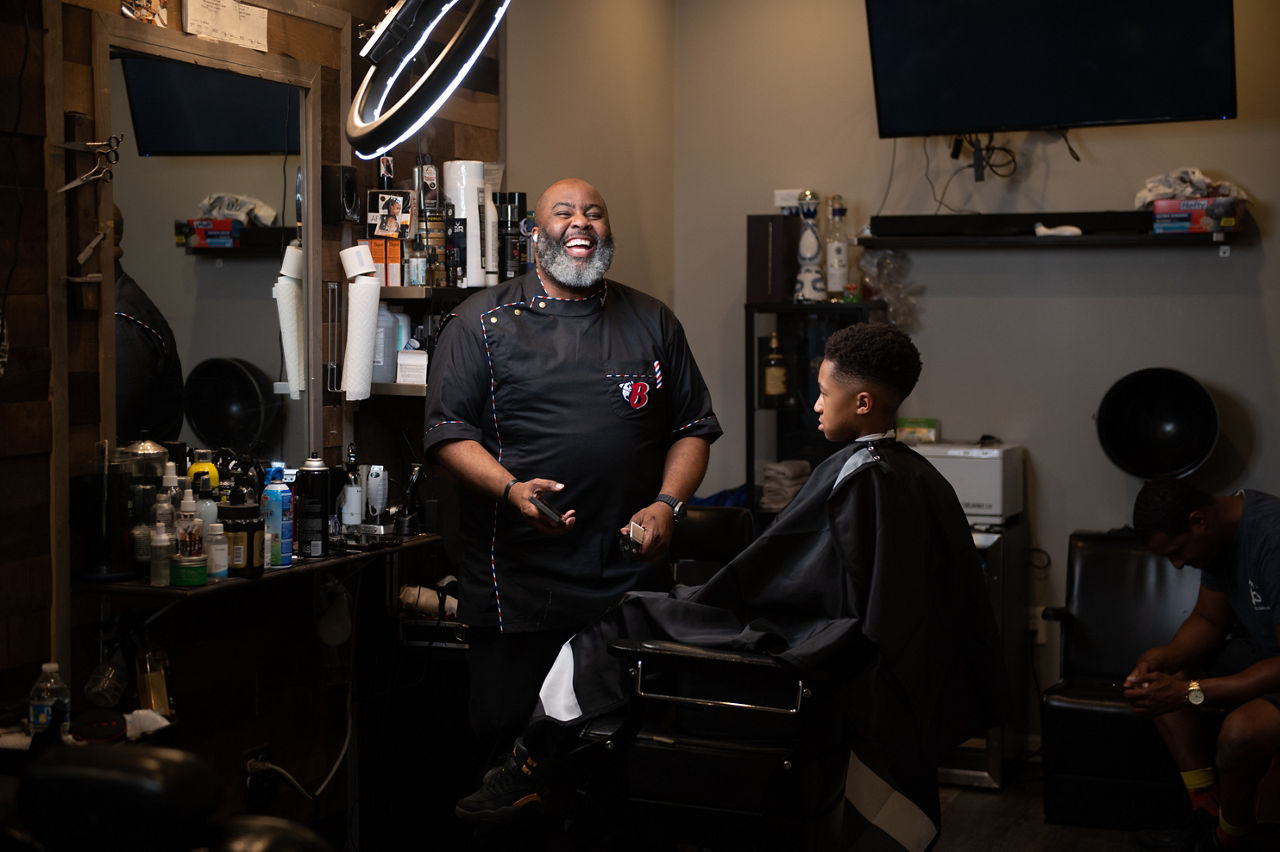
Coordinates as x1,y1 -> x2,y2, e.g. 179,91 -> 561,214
295,452 -> 331,558
260,468 -> 293,567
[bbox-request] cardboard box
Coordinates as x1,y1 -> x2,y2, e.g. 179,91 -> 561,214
1152,197 -> 1244,233
386,238 -> 402,287
366,238 -> 386,286
184,218 -> 243,248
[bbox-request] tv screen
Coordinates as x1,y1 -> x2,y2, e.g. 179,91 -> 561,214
864,0 -> 1237,139
120,55 -> 301,156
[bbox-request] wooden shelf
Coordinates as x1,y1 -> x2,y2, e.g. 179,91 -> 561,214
370,381 -> 426,397
855,231 -> 1249,250
378,285 -> 471,310
855,214 -> 1257,252
179,226 -> 300,257
74,534 -> 440,599
746,299 -> 888,314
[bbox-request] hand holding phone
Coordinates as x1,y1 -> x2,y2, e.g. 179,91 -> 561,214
527,494 -> 565,525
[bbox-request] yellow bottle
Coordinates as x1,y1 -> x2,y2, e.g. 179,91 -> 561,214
187,448 -> 219,490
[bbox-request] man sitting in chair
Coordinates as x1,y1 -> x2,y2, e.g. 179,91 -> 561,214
1126,478 -> 1280,851
456,322 -> 1006,851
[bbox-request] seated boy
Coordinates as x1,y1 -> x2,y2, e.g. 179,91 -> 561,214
456,322 -> 1006,850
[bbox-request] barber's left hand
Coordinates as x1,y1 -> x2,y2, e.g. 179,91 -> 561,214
622,503 -> 675,560
1123,671 -> 1193,716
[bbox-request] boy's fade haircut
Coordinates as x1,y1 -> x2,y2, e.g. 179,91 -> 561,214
823,322 -> 922,403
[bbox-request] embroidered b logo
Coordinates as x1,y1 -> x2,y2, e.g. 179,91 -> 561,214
620,381 -> 650,409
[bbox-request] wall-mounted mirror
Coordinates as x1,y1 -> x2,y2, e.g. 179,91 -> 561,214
94,13 -> 323,465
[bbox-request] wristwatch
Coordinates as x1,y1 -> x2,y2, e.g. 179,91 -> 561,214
1186,680 -> 1205,706
655,493 -> 687,524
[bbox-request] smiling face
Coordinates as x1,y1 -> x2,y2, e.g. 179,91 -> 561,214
532,179 -> 615,291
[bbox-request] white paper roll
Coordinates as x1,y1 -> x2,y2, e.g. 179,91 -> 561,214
444,160 -> 485,287
339,243 -> 376,278
273,275 -> 305,400
342,275 -> 381,401
279,244 -> 305,278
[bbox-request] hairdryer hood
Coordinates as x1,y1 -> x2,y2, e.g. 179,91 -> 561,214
183,358 -> 282,454
1096,367 -> 1219,479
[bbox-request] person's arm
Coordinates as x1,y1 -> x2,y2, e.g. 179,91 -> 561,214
622,435 -> 709,559
1195,638 -> 1280,705
1123,586 -> 1234,713
432,439 -> 576,534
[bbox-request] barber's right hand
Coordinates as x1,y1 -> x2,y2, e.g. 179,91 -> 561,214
1123,646 -> 1169,688
506,478 -> 576,535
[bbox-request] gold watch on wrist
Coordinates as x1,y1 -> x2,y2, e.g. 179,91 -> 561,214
1186,680 -> 1205,706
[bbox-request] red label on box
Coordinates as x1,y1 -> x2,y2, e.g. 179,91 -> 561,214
1151,197 -> 1243,233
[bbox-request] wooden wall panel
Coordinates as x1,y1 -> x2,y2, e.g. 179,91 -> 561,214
0,21 -> 48,138
0,401 -> 54,457
270,11 -> 341,63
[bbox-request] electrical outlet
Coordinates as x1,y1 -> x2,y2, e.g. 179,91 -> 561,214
242,744 -> 271,776
242,745 -> 278,811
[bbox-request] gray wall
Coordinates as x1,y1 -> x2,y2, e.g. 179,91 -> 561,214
505,0 -> 1280,687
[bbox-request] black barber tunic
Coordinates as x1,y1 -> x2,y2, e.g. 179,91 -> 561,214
424,271 -> 721,633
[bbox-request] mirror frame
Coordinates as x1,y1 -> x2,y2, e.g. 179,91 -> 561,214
92,11 -> 325,455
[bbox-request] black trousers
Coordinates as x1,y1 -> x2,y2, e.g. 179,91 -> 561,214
466,626 -> 577,768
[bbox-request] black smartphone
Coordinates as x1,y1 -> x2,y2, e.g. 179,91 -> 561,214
527,495 -> 565,525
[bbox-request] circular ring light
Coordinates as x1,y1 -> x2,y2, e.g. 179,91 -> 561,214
347,0 -> 511,160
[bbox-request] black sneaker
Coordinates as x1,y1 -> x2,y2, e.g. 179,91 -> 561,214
1137,809 -> 1219,851
456,740 -> 544,822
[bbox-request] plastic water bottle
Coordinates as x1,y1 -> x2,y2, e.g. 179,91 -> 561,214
28,662 -> 71,737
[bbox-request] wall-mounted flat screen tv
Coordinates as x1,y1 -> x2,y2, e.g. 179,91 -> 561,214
864,0 -> 1237,139
119,54 -> 301,156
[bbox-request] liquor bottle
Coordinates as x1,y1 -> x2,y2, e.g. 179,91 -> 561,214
793,189 -> 824,301
824,194 -> 853,300
761,331 -> 788,408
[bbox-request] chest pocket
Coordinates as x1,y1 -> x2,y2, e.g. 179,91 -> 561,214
604,360 -> 667,426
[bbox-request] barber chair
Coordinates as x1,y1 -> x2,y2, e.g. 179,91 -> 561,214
565,505 -> 846,851
573,639 -> 848,851
8,744 -> 336,852
1040,530 -> 1205,830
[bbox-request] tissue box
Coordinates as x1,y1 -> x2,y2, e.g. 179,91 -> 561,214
1152,197 -> 1244,233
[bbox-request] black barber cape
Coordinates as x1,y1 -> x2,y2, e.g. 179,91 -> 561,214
535,438 -> 1007,851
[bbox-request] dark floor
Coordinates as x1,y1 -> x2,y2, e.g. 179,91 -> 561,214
935,774 -> 1280,852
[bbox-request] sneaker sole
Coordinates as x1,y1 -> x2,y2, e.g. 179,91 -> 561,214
454,792 -> 543,823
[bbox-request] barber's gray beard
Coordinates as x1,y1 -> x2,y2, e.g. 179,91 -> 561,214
536,234 -> 615,290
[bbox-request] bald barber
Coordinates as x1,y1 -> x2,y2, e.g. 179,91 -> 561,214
423,178 -> 721,765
